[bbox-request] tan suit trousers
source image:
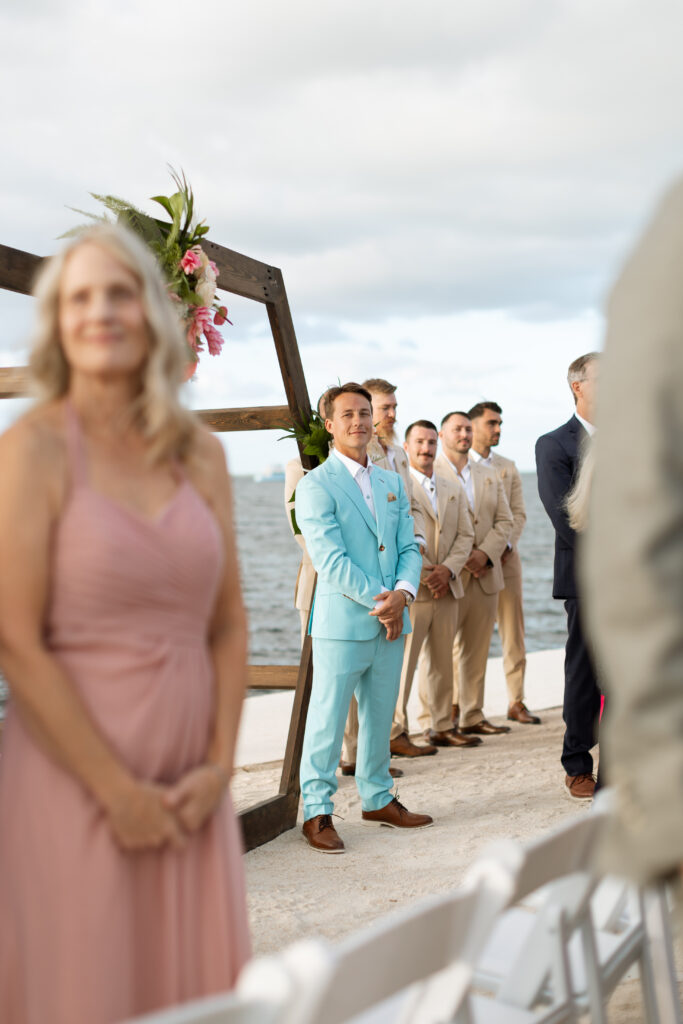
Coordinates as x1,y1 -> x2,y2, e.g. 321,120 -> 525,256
497,561 -> 526,704
392,594 -> 458,736
451,574 -> 498,728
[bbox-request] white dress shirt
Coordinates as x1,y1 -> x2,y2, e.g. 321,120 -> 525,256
445,456 -> 474,509
469,448 -> 492,467
331,448 -> 416,598
575,412 -> 596,437
410,466 -> 438,516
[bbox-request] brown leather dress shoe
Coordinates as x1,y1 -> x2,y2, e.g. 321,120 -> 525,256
425,728 -> 482,748
460,718 -> 511,735
339,761 -> 404,778
302,814 -> 345,853
362,797 -> 433,829
565,773 -> 595,800
452,703 -> 460,727
507,701 -> 542,725
390,732 -> 438,757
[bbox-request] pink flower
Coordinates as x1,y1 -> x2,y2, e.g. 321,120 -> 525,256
204,320 -> 225,356
209,260 -> 219,278
186,306 -> 211,351
180,249 -> 202,275
214,305 -> 232,326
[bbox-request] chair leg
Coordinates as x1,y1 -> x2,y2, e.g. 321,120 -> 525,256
642,885 -> 682,1024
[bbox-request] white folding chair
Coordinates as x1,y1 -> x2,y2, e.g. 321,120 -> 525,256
258,878 -> 512,1024
124,960 -> 294,1024
458,810 -> 608,1023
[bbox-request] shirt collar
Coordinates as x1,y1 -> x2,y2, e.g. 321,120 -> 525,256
469,449 -> 492,466
332,446 -> 372,479
409,466 -> 435,487
575,412 -> 596,437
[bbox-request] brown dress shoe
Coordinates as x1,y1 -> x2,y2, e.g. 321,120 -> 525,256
339,762 -> 404,778
425,728 -> 482,748
362,797 -> 433,829
452,703 -> 460,727
302,814 -> 345,853
390,732 -> 438,757
507,701 -> 542,725
565,773 -> 595,800
460,718 -> 511,735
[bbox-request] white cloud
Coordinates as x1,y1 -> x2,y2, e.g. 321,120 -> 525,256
0,0 -> 679,473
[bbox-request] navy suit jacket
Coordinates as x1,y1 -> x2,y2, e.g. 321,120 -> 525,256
535,415 -> 588,599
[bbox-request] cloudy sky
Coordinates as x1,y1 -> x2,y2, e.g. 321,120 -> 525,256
2,0 -> 682,472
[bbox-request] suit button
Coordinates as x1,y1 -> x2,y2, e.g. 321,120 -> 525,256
474,519 -> 478,525
379,544 -> 385,551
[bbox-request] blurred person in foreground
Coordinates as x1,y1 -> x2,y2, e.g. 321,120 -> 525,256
584,179 -> 683,885
535,354 -> 601,801
0,224 -> 250,1024
468,401 -> 541,726
295,383 -> 431,854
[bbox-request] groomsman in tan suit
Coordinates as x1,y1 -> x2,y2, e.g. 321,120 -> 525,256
391,421 -> 479,751
468,401 -> 541,726
435,411 -> 513,735
342,378 -> 429,764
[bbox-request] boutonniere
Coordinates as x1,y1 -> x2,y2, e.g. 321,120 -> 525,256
387,493 -> 397,502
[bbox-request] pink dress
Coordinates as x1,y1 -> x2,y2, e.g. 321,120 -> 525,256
0,405 -> 251,1024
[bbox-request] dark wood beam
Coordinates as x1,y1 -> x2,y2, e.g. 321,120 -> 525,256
197,405 -> 292,432
0,245 -> 43,296
248,665 -> 299,690
0,367 -> 30,398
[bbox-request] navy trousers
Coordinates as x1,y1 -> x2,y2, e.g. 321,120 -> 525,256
562,598 -> 602,776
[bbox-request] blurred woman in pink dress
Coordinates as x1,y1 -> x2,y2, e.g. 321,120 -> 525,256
0,223 -> 251,1023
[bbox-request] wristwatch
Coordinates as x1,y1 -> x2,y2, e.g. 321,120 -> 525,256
398,589 -> 414,606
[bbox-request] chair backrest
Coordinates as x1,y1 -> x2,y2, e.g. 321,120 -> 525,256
271,880 -> 511,1024
123,990 -> 284,1024
464,811 -> 608,1010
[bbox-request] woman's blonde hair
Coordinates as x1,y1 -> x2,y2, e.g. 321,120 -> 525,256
29,222 -> 198,463
565,437 -> 595,533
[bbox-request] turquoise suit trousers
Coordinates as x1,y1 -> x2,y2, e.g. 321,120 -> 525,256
300,633 -> 405,818
295,453 -> 421,821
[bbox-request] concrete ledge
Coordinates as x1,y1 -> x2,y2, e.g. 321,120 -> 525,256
235,647 -> 565,767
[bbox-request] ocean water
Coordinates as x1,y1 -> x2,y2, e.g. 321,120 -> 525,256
235,472 -> 567,665
0,472 -> 566,712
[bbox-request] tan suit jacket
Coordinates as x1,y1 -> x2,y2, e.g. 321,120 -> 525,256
583,176 -> 683,883
486,452 -> 526,581
412,472 -> 474,601
284,457 -> 315,612
435,454 -> 513,595
367,437 -> 426,544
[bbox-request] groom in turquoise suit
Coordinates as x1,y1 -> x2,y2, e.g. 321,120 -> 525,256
295,382 -> 433,853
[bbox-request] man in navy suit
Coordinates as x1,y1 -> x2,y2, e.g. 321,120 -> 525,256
535,353 -> 601,800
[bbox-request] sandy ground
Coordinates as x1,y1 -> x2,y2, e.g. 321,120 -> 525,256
233,706 -> 682,1021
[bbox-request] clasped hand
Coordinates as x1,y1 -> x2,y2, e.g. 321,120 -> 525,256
423,563 -> 451,599
464,548 -> 490,578
370,589 -> 406,641
106,764 -> 228,854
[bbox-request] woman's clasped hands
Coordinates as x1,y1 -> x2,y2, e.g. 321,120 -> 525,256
105,764 -> 228,853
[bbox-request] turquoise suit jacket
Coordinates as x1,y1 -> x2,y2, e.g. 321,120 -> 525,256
295,454 -> 422,641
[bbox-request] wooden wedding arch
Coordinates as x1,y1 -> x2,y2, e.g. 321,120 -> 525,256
0,239 -> 316,851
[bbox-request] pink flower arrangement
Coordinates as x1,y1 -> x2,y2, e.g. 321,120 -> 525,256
179,249 -> 202,275
178,246 -> 232,370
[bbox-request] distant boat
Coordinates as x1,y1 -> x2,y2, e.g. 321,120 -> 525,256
254,464 -> 286,483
